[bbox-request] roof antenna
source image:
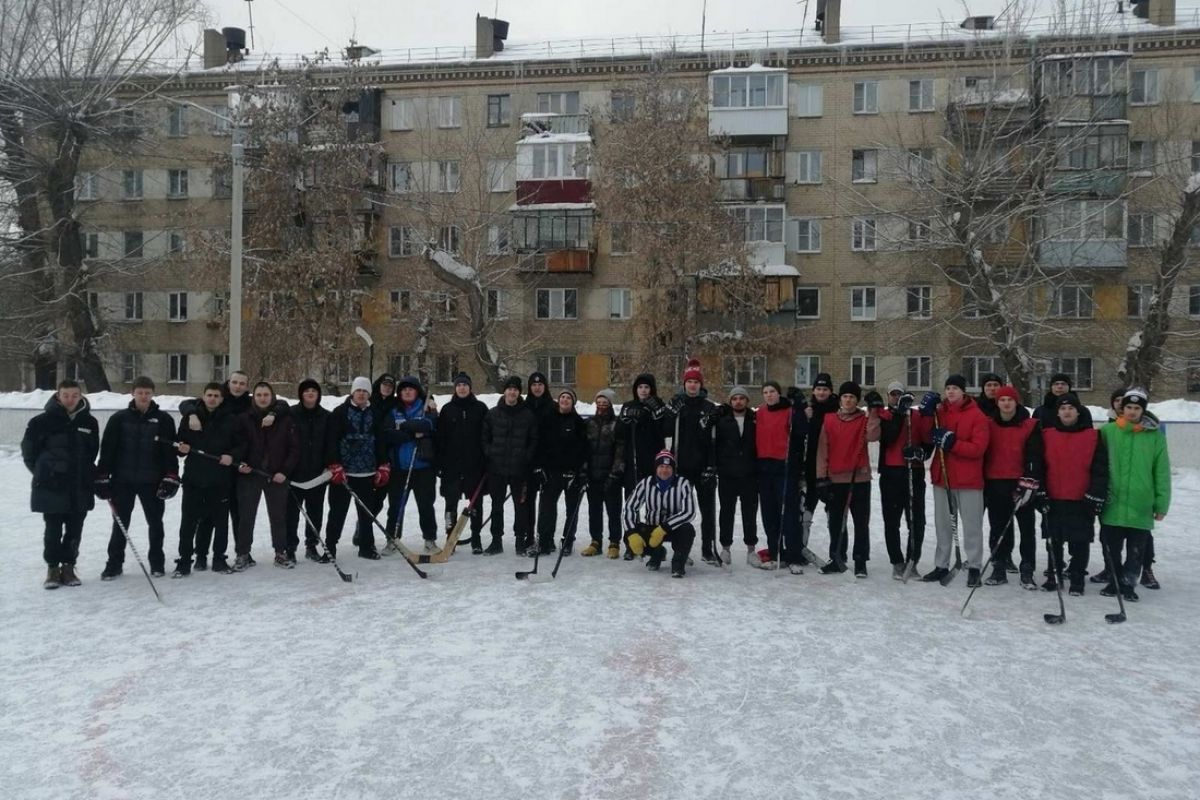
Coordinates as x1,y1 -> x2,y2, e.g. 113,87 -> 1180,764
244,0 -> 257,50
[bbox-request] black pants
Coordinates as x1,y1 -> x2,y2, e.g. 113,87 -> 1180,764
880,466 -> 926,565
677,467 -> 716,553
827,481 -> 871,564
626,522 -> 696,570
107,483 -> 166,572
719,475 -> 759,550
1100,525 -> 1149,591
1145,532 -> 1156,566
1043,500 -> 1093,580
236,473 -> 290,554
326,476 -> 382,554
179,484 -> 230,563
586,480 -> 623,544
43,512 -> 86,566
386,467 -> 438,541
226,473 -> 240,542
537,473 -> 584,547
442,472 -> 485,541
285,484 -> 326,553
984,479 -> 1036,569
488,475 -> 530,545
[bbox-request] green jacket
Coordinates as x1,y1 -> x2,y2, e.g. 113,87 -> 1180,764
1099,416 -> 1171,531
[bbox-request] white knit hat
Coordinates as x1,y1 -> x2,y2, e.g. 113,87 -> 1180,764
351,376 -> 372,394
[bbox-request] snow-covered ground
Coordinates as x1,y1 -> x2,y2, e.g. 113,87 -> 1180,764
2,450 -> 1198,800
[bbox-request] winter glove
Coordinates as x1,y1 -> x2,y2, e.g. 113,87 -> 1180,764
902,445 -> 926,463
1013,477 -> 1039,509
156,474 -> 180,500
917,391 -> 941,417
187,414 -> 202,432
786,386 -> 805,405
701,467 -> 718,488
373,463 -> 392,489
644,395 -> 667,419
649,525 -> 668,549
931,427 -> 955,452
815,479 -> 833,504
896,393 -> 915,416
619,404 -> 645,424
668,395 -> 686,415
1085,492 -> 1106,517
864,390 -> 884,410
93,473 -> 112,500
626,530 -> 646,556
328,463 -> 347,485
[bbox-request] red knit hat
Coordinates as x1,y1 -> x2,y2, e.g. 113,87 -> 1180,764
682,358 -> 704,386
994,385 -> 1021,404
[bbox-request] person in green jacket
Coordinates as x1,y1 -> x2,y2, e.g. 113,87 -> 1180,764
1098,388 -> 1170,602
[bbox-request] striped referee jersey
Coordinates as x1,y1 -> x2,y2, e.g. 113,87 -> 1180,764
622,474 -> 696,532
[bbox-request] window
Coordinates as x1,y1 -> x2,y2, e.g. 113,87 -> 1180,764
908,219 -> 932,244
611,91 -> 635,121
389,354 -> 412,377
487,224 -> 510,255
436,96 -> 461,128
795,355 -> 821,387
123,231 -> 143,259
793,219 -> 821,253
962,357 -> 1000,390
1128,213 -> 1155,247
851,287 -> 877,321
851,149 -> 878,183
906,286 -> 932,319
120,353 -> 141,384
390,289 -> 411,318
537,355 -> 577,385
1044,200 -> 1125,241
710,73 -> 785,109
1049,357 -> 1093,391
851,355 -> 876,386
389,97 -> 415,130
167,169 -> 188,198
388,226 -> 418,257
723,356 -> 767,387
123,292 -> 143,321
122,169 -> 143,200
792,83 -> 823,117
487,159 -> 514,192
168,105 -> 187,137
168,292 -> 188,321
76,172 -> 98,201
513,210 -> 594,250
438,225 -> 460,254
80,232 -> 99,259
1129,140 -> 1156,175
1056,130 -> 1127,171
208,354 -> 227,383
792,150 -> 822,183
537,91 -> 580,114
437,161 -> 460,193
212,167 -> 232,199
907,149 -> 934,182
210,291 -> 228,319
731,205 -> 784,243
390,162 -> 413,193
531,143 -> 588,179
853,80 -> 879,114
486,289 -> 506,320
168,231 -> 186,255
611,223 -> 632,254
1188,359 -> 1200,393
1194,67 -> 1200,103
908,79 -> 934,112
1127,283 -> 1154,318
1190,285 -> 1200,316
430,291 -> 457,319
487,94 -> 511,127
851,218 -> 877,252
795,287 -> 820,319
1050,284 -> 1094,319
430,354 -> 458,385
608,288 -> 632,320
906,356 -> 933,390
536,288 -> 578,320
168,353 -> 188,384
1131,69 -> 1159,105
208,105 -> 230,134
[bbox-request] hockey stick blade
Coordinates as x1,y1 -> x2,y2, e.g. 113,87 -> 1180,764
515,569 -> 538,580
1105,612 -> 1126,624
939,565 -> 960,586
1044,612 -> 1066,625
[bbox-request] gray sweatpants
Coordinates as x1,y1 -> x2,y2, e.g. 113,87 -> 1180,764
932,486 -> 985,569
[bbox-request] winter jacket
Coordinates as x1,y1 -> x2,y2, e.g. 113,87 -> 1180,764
220,383 -> 252,417
617,374 -> 667,484
1029,419 -> 1107,502
711,406 -> 757,479
234,405 -> 300,477
21,395 -> 99,515
665,390 -> 716,474
371,374 -> 399,424
178,401 -> 239,489
326,399 -> 387,476
984,406 -> 1037,481
929,396 -> 991,491
97,401 -> 177,485
524,389 -> 555,426
382,395 -> 437,471
584,409 -> 625,481
290,401 -> 331,481
483,399 -> 538,479
816,407 -> 881,483
878,405 -> 934,471
1033,392 -> 1093,428
537,409 -> 590,474
622,474 -> 696,532
436,393 -> 488,479
803,395 -> 840,484
1100,416 -> 1171,530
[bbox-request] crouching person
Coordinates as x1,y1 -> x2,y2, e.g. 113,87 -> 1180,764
621,451 -> 696,578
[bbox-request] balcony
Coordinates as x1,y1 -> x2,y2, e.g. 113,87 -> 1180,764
516,248 -> 595,273
520,112 -> 591,138
512,205 -> 596,272
1038,239 -> 1127,269
718,176 -> 785,202
1047,168 -> 1126,197
708,66 -> 788,138
516,180 -> 592,205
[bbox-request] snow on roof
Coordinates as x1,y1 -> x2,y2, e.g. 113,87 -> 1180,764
698,263 -> 798,278
517,132 -> 592,144
710,62 -> 787,74
1039,50 -> 1132,60
508,202 -> 595,212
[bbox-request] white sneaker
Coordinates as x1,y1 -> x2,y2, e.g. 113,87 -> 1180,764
423,539 -> 440,554
758,560 -> 778,571
746,547 -> 759,567
789,563 -> 804,575
720,548 -> 731,565
381,539 -> 399,556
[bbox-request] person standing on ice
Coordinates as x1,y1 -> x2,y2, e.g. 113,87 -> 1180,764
802,372 -> 839,549
981,384 -> 1039,588
436,372 -> 489,554
523,371 -> 554,549
622,450 -> 697,578
481,375 -> 538,556
1096,388 -> 1169,603
22,380 -> 99,590
324,376 -> 390,560
660,359 -> 718,563
285,379 -> 330,564
616,374 -> 666,487
381,375 -> 439,553
580,388 -> 625,558
96,376 -> 178,581
876,381 -> 933,580
918,375 -> 990,587
1032,372 -> 1092,428
533,389 -> 590,556
975,372 -> 1004,419
753,382 -> 807,571
814,381 -> 881,577
176,382 -> 240,575
711,385 -> 759,567
233,382 -> 300,570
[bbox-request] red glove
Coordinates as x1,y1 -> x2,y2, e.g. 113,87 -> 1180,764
374,463 -> 392,488
328,463 -> 346,485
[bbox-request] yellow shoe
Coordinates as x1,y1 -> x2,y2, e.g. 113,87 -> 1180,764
627,533 -> 646,556
606,543 -> 620,559
580,541 -> 602,557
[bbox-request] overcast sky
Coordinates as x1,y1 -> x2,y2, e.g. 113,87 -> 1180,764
204,0 -> 1083,58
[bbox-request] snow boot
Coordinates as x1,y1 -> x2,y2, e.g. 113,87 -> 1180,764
623,548 -> 636,561
100,563 -> 122,581
305,545 -> 321,562
719,547 -> 731,565
150,568 -> 165,578
921,567 -> 949,583
788,563 -> 804,575
891,562 -> 905,580
1099,583 -> 1119,597
1140,565 -> 1160,590
1041,572 -> 1062,592
1003,557 -> 1019,574
1090,566 -> 1111,584
606,542 -> 620,559
60,564 -> 81,587
358,549 -> 382,560
246,555 -> 257,567
286,550 -> 297,567
820,560 -> 847,575
482,537 -> 503,556
560,539 -> 574,557
1068,576 -> 1084,596
194,556 -> 208,572
211,557 -> 234,574
985,564 -> 1008,585
274,552 -> 294,569
746,546 -> 759,567
700,544 -> 716,565
1019,564 -> 1036,590
646,546 -> 666,571
966,568 -> 982,588
581,540 -> 603,557
1122,587 -> 1140,603
172,560 -> 191,579
233,554 -> 251,572
854,561 -> 868,579
44,566 -> 61,590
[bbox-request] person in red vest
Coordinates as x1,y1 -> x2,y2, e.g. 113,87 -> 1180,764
982,385 -> 1040,588
815,381 -> 881,577
1025,392 -> 1109,596
917,374 -> 991,587
876,381 -> 934,579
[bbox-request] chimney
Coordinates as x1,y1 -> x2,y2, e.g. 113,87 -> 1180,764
1132,0 -> 1176,24
475,15 -> 509,58
203,28 -> 226,69
222,27 -> 247,64
816,0 -> 841,45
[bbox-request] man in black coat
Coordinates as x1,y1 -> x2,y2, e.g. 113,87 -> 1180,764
481,376 -> 538,555
661,359 -> 719,562
176,382 -> 239,574
220,370 -> 252,539
581,388 -> 625,558
803,372 -> 839,547
534,389 -> 590,555
711,386 -> 758,565
524,371 -> 554,544
287,378 -> 330,562
436,372 -> 489,553
96,376 -> 178,580
21,381 -> 100,589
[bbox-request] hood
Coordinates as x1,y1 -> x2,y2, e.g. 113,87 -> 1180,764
126,399 -> 161,414
675,387 -> 709,404
396,374 -> 425,402
297,378 -> 322,402
631,373 -> 658,398
372,374 -> 398,405
45,394 -> 91,418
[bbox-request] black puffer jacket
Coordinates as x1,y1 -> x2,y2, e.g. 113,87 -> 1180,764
538,409 -> 590,474
291,385 -> 330,481
804,395 -> 840,485
665,390 -> 716,475
220,383 -> 252,417
21,395 -> 100,515
711,406 -> 757,479
178,400 -> 239,489
97,400 -> 177,485
584,408 -> 625,481
371,374 -> 399,424
617,373 -> 667,485
1033,391 -> 1094,428
483,399 -> 538,479
436,392 -> 488,479
234,404 -> 301,476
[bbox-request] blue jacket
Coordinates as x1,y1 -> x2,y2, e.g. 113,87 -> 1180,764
383,397 -> 437,470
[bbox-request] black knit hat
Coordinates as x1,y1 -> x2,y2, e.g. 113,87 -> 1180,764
1056,392 -> 1085,415
503,375 -> 522,391
980,372 -> 1004,387
837,381 -> 862,400
453,372 -> 472,388
297,378 -> 322,399
945,374 -> 967,392
1049,372 -> 1072,388
528,371 -> 548,387
813,372 -> 833,390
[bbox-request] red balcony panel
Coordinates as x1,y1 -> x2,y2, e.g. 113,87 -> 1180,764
516,179 -> 592,205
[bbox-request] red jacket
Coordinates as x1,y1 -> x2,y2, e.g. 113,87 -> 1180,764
930,396 -> 990,490
984,407 -> 1037,480
754,402 -> 791,461
1041,425 -> 1104,501
878,407 -> 934,469
816,408 -> 880,483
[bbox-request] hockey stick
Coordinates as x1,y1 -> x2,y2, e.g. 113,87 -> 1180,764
960,504 -> 1020,616
901,406 -> 921,582
1042,508 -> 1067,625
160,439 -> 331,490
517,480 -> 586,581
1099,534 -> 1127,625
107,499 -> 164,604
408,487 -> 510,565
932,410 -> 962,586
438,476 -> 488,558
286,486 -> 354,582
344,484 -> 428,579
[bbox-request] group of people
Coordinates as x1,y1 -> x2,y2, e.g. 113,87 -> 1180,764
21,358 -> 1170,596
